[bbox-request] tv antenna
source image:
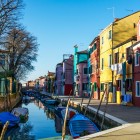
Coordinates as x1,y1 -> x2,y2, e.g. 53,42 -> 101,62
107,7 -> 115,19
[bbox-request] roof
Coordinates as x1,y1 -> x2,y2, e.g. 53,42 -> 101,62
77,60 -> 87,64
77,50 -> 88,54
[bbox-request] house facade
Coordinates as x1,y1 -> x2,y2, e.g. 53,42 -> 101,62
112,37 -> 136,104
100,11 -> 140,103
62,54 -> 73,95
89,36 -> 100,99
76,60 -> 88,97
55,63 -> 63,95
132,19 -> 140,107
74,49 -> 88,97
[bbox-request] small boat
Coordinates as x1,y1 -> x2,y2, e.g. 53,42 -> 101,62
38,135 -> 72,140
44,99 -> 60,106
55,107 -> 78,126
69,114 -> 99,139
11,107 -> 29,122
55,107 -> 78,120
0,112 -> 20,128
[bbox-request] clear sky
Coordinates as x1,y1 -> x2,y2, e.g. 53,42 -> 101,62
21,0 -> 140,83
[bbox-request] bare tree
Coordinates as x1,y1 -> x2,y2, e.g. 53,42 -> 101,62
3,27 -> 38,81
0,0 -> 23,39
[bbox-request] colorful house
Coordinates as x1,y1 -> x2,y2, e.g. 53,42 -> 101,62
55,63 -> 63,95
112,36 -> 136,104
62,54 -> 73,95
76,60 -> 88,97
46,71 -> 55,93
73,47 -> 88,97
100,11 -> 140,102
132,19 -> 140,107
89,36 -> 100,99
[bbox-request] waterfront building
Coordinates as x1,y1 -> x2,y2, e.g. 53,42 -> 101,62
62,54 -> 73,95
112,36 -> 136,104
55,63 -> 63,95
46,71 -> 55,93
100,11 -> 140,102
73,47 -> 88,97
88,36 -> 100,99
132,19 -> 140,107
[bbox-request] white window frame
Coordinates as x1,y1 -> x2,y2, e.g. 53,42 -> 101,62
136,81 -> 140,97
108,30 -> 112,39
135,51 -> 139,66
102,37 -> 104,44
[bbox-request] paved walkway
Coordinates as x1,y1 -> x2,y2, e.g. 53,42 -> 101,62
56,96 -> 140,123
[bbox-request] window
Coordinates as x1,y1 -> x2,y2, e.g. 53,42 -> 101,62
0,55 -> 5,66
101,58 -> 104,70
116,80 -> 121,91
93,43 -> 97,51
82,83 -> 88,90
102,37 -> 104,44
84,67 -> 88,74
136,81 -> 140,97
108,82 -> 112,92
90,65 -> 92,74
94,82 -> 97,91
126,47 -> 131,60
109,30 -> 112,39
108,54 -> 112,68
114,52 -> 119,63
101,83 -> 104,92
135,51 -> 139,66
125,79 -> 132,92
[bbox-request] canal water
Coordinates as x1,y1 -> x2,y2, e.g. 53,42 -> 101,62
6,98 -> 62,140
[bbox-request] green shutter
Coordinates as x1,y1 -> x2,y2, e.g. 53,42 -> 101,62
94,82 -> 97,91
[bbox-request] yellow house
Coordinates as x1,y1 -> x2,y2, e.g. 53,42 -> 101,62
112,37 -> 137,104
99,11 -> 140,102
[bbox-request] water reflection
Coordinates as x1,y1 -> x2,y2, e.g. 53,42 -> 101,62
6,123 -> 35,140
5,98 -> 62,139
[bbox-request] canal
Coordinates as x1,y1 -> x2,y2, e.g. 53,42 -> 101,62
6,98 -> 62,140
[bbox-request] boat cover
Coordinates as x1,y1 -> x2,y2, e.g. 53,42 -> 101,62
11,107 -> 28,117
0,112 -> 20,127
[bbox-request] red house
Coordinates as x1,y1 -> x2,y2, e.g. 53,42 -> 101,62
89,36 -> 100,99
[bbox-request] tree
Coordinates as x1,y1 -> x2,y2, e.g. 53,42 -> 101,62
0,0 -> 23,39
3,27 -> 38,81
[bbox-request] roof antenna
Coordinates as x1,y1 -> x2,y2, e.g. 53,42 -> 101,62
107,7 -> 115,19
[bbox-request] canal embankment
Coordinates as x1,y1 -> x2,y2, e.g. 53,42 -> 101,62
50,94 -> 140,140
0,93 -> 22,112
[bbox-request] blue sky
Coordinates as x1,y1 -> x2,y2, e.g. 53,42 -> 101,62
21,0 -> 140,82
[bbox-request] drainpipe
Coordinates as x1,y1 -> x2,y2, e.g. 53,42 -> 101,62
112,23 -> 114,102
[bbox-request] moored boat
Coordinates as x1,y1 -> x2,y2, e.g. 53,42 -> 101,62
11,107 -> 29,122
55,106 -> 78,126
44,99 -> 60,106
0,112 -> 20,128
69,114 -> 99,139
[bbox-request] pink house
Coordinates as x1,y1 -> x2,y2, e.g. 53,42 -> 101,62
62,55 -> 73,95
132,19 -> 140,107
76,60 -> 88,97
